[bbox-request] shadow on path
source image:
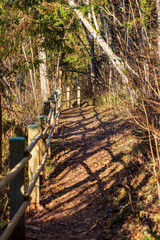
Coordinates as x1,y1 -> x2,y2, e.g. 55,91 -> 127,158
26,104 -> 152,240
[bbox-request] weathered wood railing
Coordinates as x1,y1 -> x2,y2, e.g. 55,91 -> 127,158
0,86 -> 81,240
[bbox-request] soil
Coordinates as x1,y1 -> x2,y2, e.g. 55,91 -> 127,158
26,103 -> 160,240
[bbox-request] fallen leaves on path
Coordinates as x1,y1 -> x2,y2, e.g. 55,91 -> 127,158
26,104 -> 160,240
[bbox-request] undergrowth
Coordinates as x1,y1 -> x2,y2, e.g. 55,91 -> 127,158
1,92 -> 160,239
0,95 -> 42,232
86,93 -> 160,239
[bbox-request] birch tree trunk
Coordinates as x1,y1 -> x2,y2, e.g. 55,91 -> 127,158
92,5 -> 99,32
67,0 -> 137,86
38,42 -> 50,102
67,0 -> 139,106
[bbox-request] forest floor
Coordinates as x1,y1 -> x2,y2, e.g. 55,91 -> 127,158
26,103 -> 160,240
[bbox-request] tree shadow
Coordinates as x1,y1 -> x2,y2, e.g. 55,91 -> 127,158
26,105 -> 156,240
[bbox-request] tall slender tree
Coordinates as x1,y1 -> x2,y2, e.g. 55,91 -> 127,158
38,39 -> 50,102
67,0 -> 138,105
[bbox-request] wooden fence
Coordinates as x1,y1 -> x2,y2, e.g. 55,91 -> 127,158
0,86 -> 81,240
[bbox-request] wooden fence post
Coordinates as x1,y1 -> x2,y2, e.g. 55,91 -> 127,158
28,124 -> 40,205
57,89 -> 61,116
48,97 -> 54,126
43,101 -> 50,116
38,116 -> 46,131
54,90 -> 58,115
51,94 -> 56,118
38,116 -> 46,180
66,87 -> 70,108
58,87 -> 62,107
77,86 -> 81,107
10,137 -> 26,240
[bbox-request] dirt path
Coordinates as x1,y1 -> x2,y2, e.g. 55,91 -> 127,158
26,104 -> 152,240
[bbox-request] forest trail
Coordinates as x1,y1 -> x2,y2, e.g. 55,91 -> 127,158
26,103 -> 151,240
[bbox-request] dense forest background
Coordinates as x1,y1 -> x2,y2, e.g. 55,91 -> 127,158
1,0 -> 160,224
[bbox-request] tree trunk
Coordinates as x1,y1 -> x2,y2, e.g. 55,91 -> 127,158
30,37 -> 37,98
67,0 -> 137,86
100,11 -> 112,46
92,5 -> 100,31
58,69 -> 62,88
55,52 -> 62,89
109,63 -> 113,103
67,0 -> 139,106
38,42 -> 50,102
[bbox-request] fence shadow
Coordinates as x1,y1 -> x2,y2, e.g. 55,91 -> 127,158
26,104 -> 155,240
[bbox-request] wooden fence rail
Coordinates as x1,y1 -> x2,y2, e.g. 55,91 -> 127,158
0,86 -> 81,240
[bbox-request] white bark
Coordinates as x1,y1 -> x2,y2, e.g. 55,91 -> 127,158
92,6 -> 99,31
67,0 -> 135,85
38,43 -> 50,102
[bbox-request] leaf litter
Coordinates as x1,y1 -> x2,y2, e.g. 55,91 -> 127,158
26,104 -> 160,240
